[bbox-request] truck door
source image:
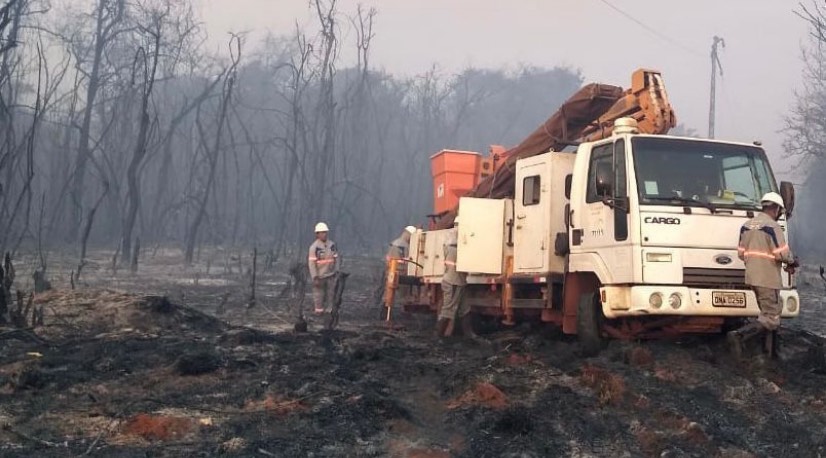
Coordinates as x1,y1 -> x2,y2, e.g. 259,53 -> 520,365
514,157 -> 550,272
574,140 -> 633,283
457,197 -> 506,275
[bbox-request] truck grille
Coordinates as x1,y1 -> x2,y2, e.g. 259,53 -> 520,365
682,268 -> 746,288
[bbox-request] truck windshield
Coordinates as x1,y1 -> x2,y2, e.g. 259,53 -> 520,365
631,137 -> 776,210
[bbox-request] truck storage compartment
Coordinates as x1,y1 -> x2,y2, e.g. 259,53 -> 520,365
420,229 -> 452,279
456,197 -> 507,275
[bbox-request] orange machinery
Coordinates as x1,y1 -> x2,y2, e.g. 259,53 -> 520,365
429,145 -> 508,218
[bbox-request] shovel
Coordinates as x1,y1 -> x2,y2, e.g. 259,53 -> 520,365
326,272 -> 349,330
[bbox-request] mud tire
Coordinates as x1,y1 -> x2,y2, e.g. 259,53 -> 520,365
577,292 -> 605,357
722,317 -> 747,334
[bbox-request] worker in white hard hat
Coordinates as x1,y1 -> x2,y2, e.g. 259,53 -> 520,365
386,226 -> 417,265
436,215 -> 478,340
381,226 -> 417,317
728,192 -> 799,360
308,222 -> 340,315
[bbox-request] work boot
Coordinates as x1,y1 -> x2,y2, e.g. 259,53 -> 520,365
764,330 -> 781,360
727,322 -> 766,361
435,318 -> 451,338
293,315 -> 308,333
460,314 -> 478,339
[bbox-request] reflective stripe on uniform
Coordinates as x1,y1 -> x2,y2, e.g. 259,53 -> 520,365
743,251 -> 776,260
773,244 -> 789,254
316,259 -> 335,265
444,261 -> 457,266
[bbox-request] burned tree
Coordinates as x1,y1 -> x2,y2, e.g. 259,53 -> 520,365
121,0 -> 200,264
786,1 -> 826,254
76,182 -> 109,280
0,252 -> 15,323
66,0 -> 126,241
0,1 -> 70,258
184,35 -> 241,264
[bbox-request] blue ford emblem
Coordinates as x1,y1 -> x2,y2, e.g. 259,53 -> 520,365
714,255 -> 732,265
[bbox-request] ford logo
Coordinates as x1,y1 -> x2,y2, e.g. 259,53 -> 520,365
714,255 -> 733,265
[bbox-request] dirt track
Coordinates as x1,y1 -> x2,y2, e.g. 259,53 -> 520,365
1,249 -> 826,457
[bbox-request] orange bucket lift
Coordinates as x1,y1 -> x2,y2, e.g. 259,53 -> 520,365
429,146 -> 506,223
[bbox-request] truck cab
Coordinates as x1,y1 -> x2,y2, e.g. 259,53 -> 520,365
562,119 -> 798,347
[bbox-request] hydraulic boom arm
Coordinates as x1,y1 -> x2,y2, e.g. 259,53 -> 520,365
435,69 -> 675,229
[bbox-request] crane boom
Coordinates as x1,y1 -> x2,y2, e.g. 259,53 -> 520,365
434,69 -> 675,229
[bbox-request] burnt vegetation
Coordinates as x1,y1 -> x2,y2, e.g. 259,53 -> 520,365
0,0 -> 824,456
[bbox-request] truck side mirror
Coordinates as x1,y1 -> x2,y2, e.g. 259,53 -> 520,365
595,162 -> 613,197
780,181 -> 795,219
564,174 -> 572,200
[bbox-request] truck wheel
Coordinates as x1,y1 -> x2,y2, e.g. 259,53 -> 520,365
722,317 -> 746,334
577,292 -> 606,356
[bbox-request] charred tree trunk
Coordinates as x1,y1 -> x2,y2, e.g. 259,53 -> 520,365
0,252 -> 14,324
310,0 -> 338,225
0,0 -> 23,255
130,237 -> 140,273
184,37 -> 240,265
70,0 -> 124,241
150,77 -> 220,241
247,246 -> 256,308
0,265 -> 7,324
122,36 -> 161,264
76,182 -> 109,280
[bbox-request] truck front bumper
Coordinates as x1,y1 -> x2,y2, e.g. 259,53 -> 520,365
600,285 -> 800,319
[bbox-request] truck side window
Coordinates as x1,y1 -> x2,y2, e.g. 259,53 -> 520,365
614,141 -> 627,199
586,144 -> 613,203
523,175 -> 541,206
614,140 -> 629,241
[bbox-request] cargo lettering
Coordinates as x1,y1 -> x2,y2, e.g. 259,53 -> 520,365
644,217 -> 681,225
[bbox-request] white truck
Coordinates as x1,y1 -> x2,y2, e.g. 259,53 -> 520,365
388,71 -> 799,353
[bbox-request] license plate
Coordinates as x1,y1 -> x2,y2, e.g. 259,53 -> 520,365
712,291 -> 746,308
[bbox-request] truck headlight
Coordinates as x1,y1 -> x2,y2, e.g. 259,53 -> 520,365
669,293 -> 682,309
786,296 -> 799,313
646,253 -> 672,262
649,293 -> 663,308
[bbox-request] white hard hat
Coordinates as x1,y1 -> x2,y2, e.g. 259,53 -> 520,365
314,222 -> 329,233
760,192 -> 785,210
404,225 -> 416,235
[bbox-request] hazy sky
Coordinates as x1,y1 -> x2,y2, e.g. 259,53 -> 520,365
199,0 -> 809,181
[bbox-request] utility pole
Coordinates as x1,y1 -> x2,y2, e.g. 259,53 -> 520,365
708,35 -> 725,139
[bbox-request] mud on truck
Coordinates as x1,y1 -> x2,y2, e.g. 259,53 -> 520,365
383,69 -> 799,354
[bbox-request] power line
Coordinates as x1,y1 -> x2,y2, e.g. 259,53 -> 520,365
596,0 -> 705,58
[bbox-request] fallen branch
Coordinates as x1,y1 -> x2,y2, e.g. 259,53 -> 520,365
2,423 -> 64,448
83,396 -> 155,455
255,302 -> 293,326
0,327 -> 47,344
84,416 -> 119,455
106,392 -> 331,417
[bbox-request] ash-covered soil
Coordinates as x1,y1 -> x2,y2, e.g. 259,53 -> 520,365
1,248 -> 826,457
